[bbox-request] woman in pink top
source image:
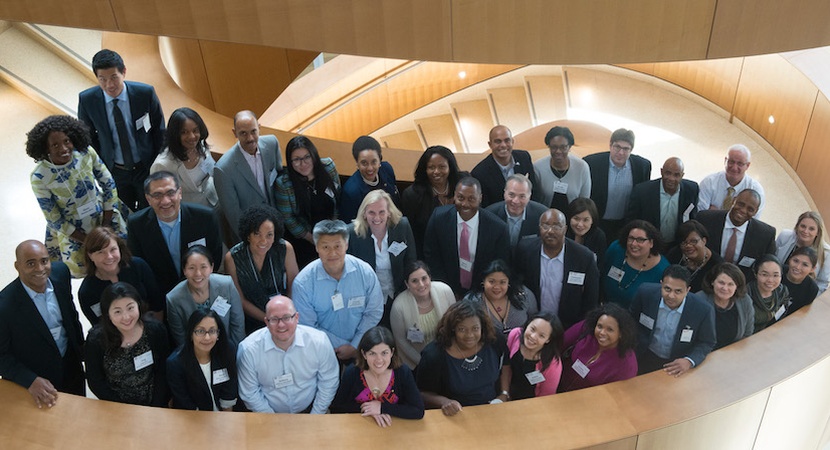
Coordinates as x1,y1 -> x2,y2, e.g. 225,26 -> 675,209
499,312 -> 564,400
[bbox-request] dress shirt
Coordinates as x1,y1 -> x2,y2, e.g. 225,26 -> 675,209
372,231 -> 395,301
649,297 -> 686,359
293,255 -> 383,348
539,245 -> 565,315
720,215 -> 748,263
506,205 -> 527,247
237,325 -> 339,414
457,211 -> 480,264
158,211 -> 182,275
697,171 -> 765,217
604,156 -> 633,220
659,182 -> 680,241
240,148 -> 266,196
104,84 -> 140,164
496,157 -> 515,179
22,280 -> 67,356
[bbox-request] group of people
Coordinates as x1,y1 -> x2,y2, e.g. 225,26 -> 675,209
1,48 -> 825,425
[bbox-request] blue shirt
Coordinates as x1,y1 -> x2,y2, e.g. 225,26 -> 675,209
104,84 -> 140,164
158,211 -> 182,275
649,298 -> 686,359
293,254 -> 383,348
604,156 -> 633,220
22,279 -> 68,356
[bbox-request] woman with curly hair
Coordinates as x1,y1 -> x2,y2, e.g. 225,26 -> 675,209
26,115 -> 125,277
462,259 -> 537,335
150,107 -> 218,208
602,220 -> 669,308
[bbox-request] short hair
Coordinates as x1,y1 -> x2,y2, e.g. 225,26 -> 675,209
84,227 -> 132,277
567,197 -> 599,224
737,188 -> 762,205
92,49 -> 125,74
455,176 -> 481,195
727,144 -> 751,161
676,219 -> 709,243
143,170 -> 179,193
434,299 -> 497,349
182,245 -> 215,273
313,220 -> 349,245
98,282 -> 147,352
355,326 -> 402,371
753,254 -> 783,275
351,135 -> 382,161
237,205 -> 284,245
521,312 -> 564,371
580,303 -> 638,358
619,220 -> 663,256
474,259 -> 524,310
25,115 -> 91,162
352,190 -> 403,238
703,262 -> 748,299
610,128 -> 635,148
544,126 -> 575,146
662,264 -> 692,285
505,173 -> 533,192
404,260 -> 432,282
412,146 -> 461,190
180,310 -> 235,377
789,246 -> 818,268
794,211 -> 826,269
165,107 -> 210,162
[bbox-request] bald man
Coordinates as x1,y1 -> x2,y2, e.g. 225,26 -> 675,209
698,144 -> 766,217
471,125 -> 537,207
626,157 -> 699,246
214,110 -> 282,243
0,240 -> 85,408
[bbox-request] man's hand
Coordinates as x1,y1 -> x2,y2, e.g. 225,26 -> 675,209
663,358 -> 693,377
28,377 -> 58,408
335,344 -> 357,361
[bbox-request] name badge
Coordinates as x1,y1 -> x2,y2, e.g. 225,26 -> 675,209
388,241 -> 407,256
348,296 -> 365,308
525,370 -> 546,385
682,203 -> 694,222
213,368 -> 230,385
211,296 -> 231,317
188,238 -> 207,248
639,313 -> 655,330
91,302 -> 102,317
135,113 -> 151,132
77,200 -> 98,218
572,359 -> 590,379
774,304 -> 787,320
134,350 -> 154,371
607,266 -> 625,282
459,258 -> 473,272
553,181 -> 569,194
407,326 -> 424,343
567,271 -> 586,285
680,328 -> 694,343
738,256 -> 755,268
331,292 -> 344,311
274,373 -> 294,389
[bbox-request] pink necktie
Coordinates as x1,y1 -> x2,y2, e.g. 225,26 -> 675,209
724,228 -> 738,263
460,222 -> 472,289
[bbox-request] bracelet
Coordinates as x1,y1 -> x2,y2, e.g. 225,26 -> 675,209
499,390 -> 510,398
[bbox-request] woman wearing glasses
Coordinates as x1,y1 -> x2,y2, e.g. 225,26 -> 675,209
603,220 -> 669,308
167,310 -> 238,411
666,220 -> 723,293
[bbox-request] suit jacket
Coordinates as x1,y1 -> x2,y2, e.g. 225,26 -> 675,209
127,202 -> 223,295
166,348 -> 238,411
696,210 -> 777,280
470,150 -> 537,207
584,152 -> 652,218
0,262 -> 84,390
514,237 -> 599,329
629,283 -> 716,367
347,217 -> 417,296
77,81 -> 165,168
214,135 -> 281,242
485,200 -> 548,249
423,205 -> 511,296
626,178 -> 699,240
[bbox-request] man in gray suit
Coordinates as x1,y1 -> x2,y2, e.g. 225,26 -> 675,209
485,174 -> 547,251
214,111 -> 282,243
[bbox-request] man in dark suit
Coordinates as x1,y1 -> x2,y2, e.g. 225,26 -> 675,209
0,241 -> 85,408
514,209 -> 599,329
485,174 -> 548,251
584,128 -> 651,240
128,171 -> 224,301
214,110 -> 282,243
471,125 -> 537,208
626,157 -> 699,246
423,176 -> 511,297
78,49 -> 165,211
696,189 -> 775,281
629,265 -> 716,376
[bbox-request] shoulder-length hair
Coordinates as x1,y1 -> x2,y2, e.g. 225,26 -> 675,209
165,107 -> 210,162
26,115 -> 91,161
618,219 -> 663,256
703,262 -> 748,300
84,227 -> 132,277
521,312 -> 564,371
285,135 -> 335,189
580,303 -> 638,358
355,326 -> 402,370
434,299 -> 496,349
353,190 -> 403,238
473,259 -> 525,310
795,211 -> 826,270
98,282 -> 147,352
180,309 -> 235,372
412,146 -> 461,192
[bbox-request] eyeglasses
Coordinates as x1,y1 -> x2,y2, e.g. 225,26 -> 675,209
612,143 -> 633,153
193,328 -> 220,337
291,155 -> 313,165
725,158 -> 748,168
266,313 -> 297,325
627,236 -> 651,244
680,238 -> 701,247
540,223 -> 565,232
148,189 -> 179,200
548,144 -> 570,152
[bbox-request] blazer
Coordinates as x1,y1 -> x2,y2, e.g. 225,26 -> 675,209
214,135 -> 281,243
127,202 -> 223,295
166,347 -> 238,411
338,161 -> 400,223
630,283 -> 716,367
150,149 -> 219,208
696,210 -> 777,281
583,152 -> 652,218
485,200 -> 548,249
166,273 -> 246,349
423,205 -> 511,296
626,178 -> 699,241
77,81 -> 165,169
700,292 -> 754,347
514,237 -> 600,329
0,262 -> 84,391
347,217 -> 417,296
470,150 -> 537,208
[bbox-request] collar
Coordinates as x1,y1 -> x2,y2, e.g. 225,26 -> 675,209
456,210 -> 480,228
157,209 -> 183,228
22,277 -> 54,298
265,324 -> 307,353
495,156 -> 515,171
315,255 -> 358,281
541,241 -> 565,261
659,180 -> 680,197
659,296 -> 686,313
104,83 -> 129,103
725,213 -> 749,233
609,155 -> 631,171
371,231 -> 389,247
505,204 -> 527,221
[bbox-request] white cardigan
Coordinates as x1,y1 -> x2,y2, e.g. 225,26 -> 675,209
776,229 -> 830,293
389,281 -> 456,369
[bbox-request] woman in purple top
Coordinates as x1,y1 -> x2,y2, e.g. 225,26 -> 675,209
559,303 -> 638,392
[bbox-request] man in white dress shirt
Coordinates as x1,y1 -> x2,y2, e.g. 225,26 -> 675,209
697,144 -> 765,217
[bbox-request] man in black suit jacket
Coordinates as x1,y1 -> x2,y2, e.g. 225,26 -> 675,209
471,125 -> 537,207
423,177 -> 511,297
696,189 -> 776,281
514,209 -> 599,329
128,171 -> 223,300
0,241 -> 85,407
630,265 -> 716,376
485,174 -> 548,250
626,157 -> 699,246
584,128 -> 651,240
78,49 -> 165,211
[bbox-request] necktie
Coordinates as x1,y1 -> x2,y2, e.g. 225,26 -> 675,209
721,186 -> 735,210
724,228 -> 738,263
112,99 -> 135,168
460,222 -> 472,289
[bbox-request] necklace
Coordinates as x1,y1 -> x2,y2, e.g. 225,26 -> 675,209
619,256 -> 648,290
454,342 -> 483,371
681,249 -> 709,280
432,184 -> 451,206
551,165 -> 570,179
485,295 -> 510,324
416,298 -> 434,313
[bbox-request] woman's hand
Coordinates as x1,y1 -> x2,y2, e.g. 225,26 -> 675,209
441,399 -> 463,416
360,400 -> 382,416
370,413 -> 392,428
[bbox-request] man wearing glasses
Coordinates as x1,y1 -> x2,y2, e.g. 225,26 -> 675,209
697,144 -> 766,217
237,295 -> 339,413
584,128 -> 652,240
128,171 -> 224,301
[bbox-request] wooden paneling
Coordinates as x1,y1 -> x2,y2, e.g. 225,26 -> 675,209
416,114 -> 461,153
452,99 -> 493,153
526,75 -> 566,124
158,37 -> 215,110
0,0 -> 116,30
380,130 -> 423,152
796,93 -> 830,222
488,86 -> 533,135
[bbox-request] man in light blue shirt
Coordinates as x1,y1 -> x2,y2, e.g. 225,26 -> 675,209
293,220 -> 383,361
237,295 -> 339,413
